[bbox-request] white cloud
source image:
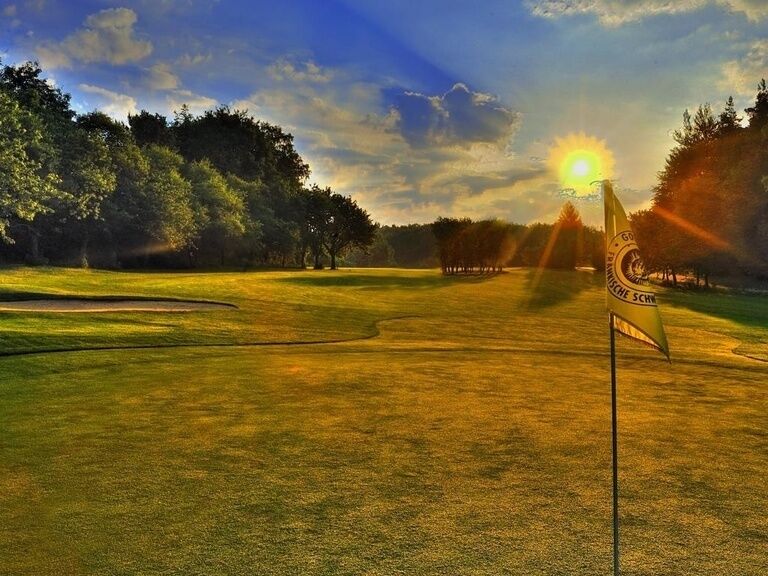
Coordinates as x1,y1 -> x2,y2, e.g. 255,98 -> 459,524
166,89 -> 217,115
720,39 -> 768,97
146,62 -> 179,90
526,0 -> 767,26
726,0 -> 768,21
267,58 -> 333,83
78,83 -> 138,120
177,52 -> 212,67
36,7 -> 152,68
231,81 -> 553,225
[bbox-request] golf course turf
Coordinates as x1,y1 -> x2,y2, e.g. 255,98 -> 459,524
0,267 -> 766,575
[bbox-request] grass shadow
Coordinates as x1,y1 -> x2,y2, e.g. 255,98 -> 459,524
662,289 -> 768,329
523,268 -> 600,310
0,289 -> 236,307
276,271 -> 497,290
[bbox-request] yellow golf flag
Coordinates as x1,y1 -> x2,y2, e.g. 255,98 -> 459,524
603,181 -> 669,358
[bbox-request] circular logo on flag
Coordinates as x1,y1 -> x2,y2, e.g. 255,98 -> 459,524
620,248 -> 647,287
606,231 -> 657,306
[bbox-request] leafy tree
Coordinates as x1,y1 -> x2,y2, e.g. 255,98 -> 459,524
380,224 -> 438,268
56,126 -> 117,266
0,92 -> 59,244
139,145 -> 197,257
344,230 -> 395,267
301,185 -> 333,268
128,110 -> 174,147
717,96 -> 742,136
745,78 -> 768,130
549,201 -> 583,269
184,160 -> 246,265
225,174 -> 265,266
323,193 -> 377,270
432,217 -> 471,274
172,106 -> 310,187
0,61 -> 73,129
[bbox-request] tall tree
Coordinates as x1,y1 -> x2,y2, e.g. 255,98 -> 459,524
172,106 -> 310,188
56,126 -> 117,266
128,110 -> 174,148
0,92 -> 59,245
745,78 -> 768,130
549,201 -> 583,269
139,145 -> 197,258
717,96 -> 742,135
323,193 -> 377,270
184,160 -> 246,265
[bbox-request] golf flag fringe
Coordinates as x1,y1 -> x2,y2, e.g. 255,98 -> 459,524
603,181 -> 669,359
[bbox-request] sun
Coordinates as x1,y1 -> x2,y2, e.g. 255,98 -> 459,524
548,133 -> 614,196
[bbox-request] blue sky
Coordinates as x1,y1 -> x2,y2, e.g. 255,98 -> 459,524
1,0 -> 766,225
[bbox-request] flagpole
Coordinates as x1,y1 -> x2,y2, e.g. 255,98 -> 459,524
609,311 -> 620,576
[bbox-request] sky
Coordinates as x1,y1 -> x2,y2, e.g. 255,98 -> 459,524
1,0 -> 766,226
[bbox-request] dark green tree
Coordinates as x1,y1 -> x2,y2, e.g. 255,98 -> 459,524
745,78 -> 768,130
323,193 -> 378,270
139,145 -> 197,257
128,110 -> 174,148
548,201 -> 583,269
184,160 -> 246,265
717,96 -> 742,135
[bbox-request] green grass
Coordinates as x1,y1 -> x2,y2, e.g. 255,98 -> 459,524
0,267 -> 766,575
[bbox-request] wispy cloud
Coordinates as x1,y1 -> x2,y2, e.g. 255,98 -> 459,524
145,62 -> 179,90
176,52 -> 212,67
232,78 -> 562,224
36,8 -> 152,68
166,89 -> 217,115
78,83 -> 138,119
720,39 -> 768,97
267,58 -> 333,83
526,0 -> 767,26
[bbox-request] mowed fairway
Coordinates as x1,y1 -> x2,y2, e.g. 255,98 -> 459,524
0,267 -> 766,575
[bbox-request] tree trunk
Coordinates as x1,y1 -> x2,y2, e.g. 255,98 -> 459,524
330,251 -> 337,270
79,231 -> 89,268
29,231 -> 41,264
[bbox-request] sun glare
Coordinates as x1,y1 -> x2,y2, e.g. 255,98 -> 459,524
548,133 -> 614,196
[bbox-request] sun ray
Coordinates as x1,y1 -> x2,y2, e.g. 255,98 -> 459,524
526,222 -> 562,307
653,206 -> 731,251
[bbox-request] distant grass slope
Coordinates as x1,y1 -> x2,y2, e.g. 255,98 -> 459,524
0,267 -> 766,575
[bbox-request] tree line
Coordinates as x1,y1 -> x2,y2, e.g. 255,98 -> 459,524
631,82 -> 768,286
344,203 -> 604,274
0,60 -> 376,269
3,59 -> 766,280
427,203 -> 603,275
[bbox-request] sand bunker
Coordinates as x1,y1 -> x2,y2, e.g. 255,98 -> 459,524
0,299 -> 235,313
